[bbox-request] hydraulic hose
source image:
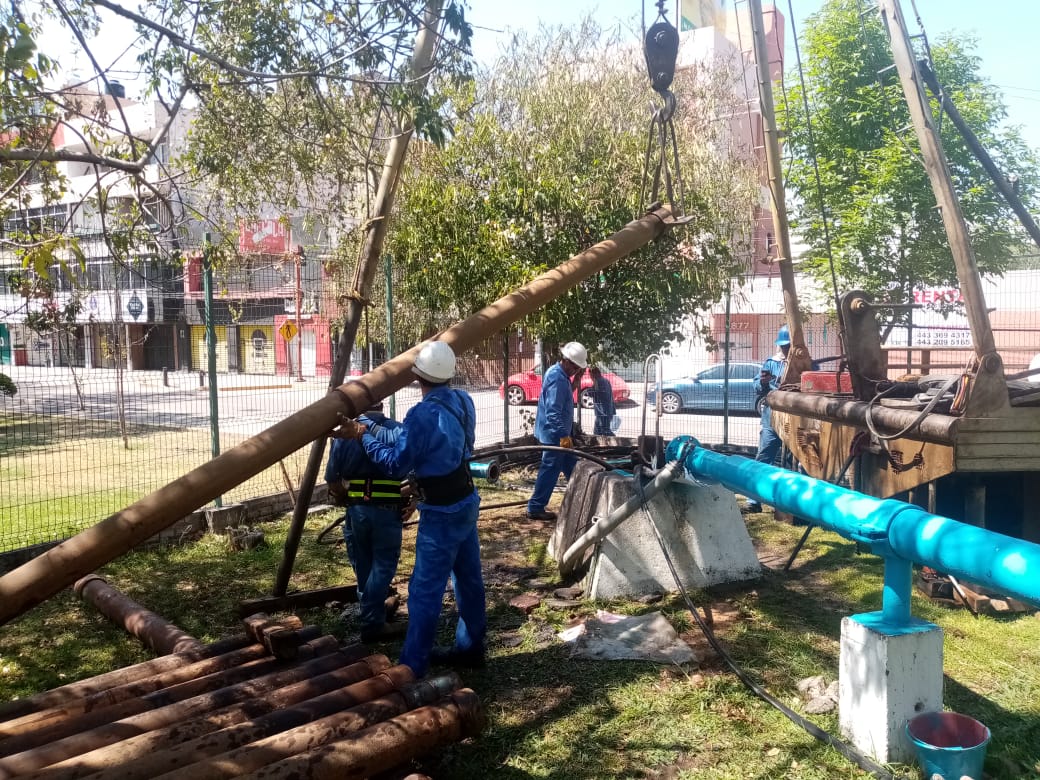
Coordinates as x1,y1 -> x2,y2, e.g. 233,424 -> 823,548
632,466 -> 899,779
470,445 -> 616,471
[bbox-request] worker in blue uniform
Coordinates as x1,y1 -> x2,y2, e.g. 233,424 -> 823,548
526,341 -> 587,520
336,341 -> 486,676
745,325 -> 791,513
326,401 -> 406,643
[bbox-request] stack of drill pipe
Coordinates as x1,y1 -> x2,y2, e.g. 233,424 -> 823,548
0,626 -> 325,743
73,575 -> 203,656
0,638 -> 377,778
0,634 -> 251,724
5,670 -> 480,780
105,673 -> 464,780
238,688 -> 485,780
13,660 -> 414,780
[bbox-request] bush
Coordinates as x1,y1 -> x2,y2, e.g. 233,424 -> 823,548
0,373 -> 17,397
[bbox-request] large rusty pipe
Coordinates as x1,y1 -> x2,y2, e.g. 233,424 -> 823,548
0,205 -> 674,626
28,633 -> 337,745
0,642 -> 277,743
768,389 -> 958,445
29,664 -> 416,780
0,634 -> 251,725
74,575 -> 203,656
0,631 -> 327,743
238,688 -> 484,780
0,653 -> 390,777
150,673 -> 462,780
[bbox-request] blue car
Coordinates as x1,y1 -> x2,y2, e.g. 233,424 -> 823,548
646,362 -> 764,414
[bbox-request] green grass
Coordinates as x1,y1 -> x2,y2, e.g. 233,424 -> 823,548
0,414 -> 314,550
1,505 -> 1038,778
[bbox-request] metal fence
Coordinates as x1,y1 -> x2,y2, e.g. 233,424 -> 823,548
4,268 -> 1040,555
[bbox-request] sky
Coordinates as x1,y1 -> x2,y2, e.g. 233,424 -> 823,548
465,0 -> 1040,152
47,0 -> 1040,152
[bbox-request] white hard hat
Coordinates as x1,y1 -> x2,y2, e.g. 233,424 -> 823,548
413,341 -> 456,383
560,341 -> 588,369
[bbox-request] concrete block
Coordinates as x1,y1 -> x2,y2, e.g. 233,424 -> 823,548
204,504 -> 246,533
839,612 -> 944,764
579,472 -> 760,600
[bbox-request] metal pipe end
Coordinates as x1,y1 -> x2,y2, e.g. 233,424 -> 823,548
73,574 -> 106,597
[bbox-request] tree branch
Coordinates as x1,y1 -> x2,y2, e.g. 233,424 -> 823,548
0,148 -> 143,174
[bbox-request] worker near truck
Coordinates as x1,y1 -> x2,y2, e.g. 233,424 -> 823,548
745,326 -> 791,513
335,341 -> 486,676
526,341 -> 588,521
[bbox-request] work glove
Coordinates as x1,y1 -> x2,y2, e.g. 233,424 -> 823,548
327,480 -> 348,506
332,415 -> 367,441
559,436 -> 574,449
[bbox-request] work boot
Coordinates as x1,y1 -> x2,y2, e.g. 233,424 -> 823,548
525,509 -> 557,521
359,621 -> 408,644
429,644 -> 486,669
384,593 -> 401,622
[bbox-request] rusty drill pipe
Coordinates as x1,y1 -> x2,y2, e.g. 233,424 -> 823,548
0,631 -> 324,743
238,688 -> 484,780
0,634 -> 333,754
0,653 -> 390,777
0,642 -> 273,744
131,671 -> 460,780
0,634 -> 251,725
23,648 -> 380,780
24,664 -> 415,780
0,205 -> 674,626
74,575 -> 203,656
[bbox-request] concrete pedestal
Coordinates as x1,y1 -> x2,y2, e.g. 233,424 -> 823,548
575,473 -> 760,600
839,611 -> 944,764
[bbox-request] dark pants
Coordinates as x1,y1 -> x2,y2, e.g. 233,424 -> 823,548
343,503 -> 403,631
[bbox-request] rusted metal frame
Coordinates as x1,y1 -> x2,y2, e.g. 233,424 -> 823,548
747,0 -> 814,384
22,650 -> 383,780
0,205 -> 674,627
0,648 -> 386,777
235,688 -> 484,780
768,389 -> 957,445
74,575 -> 203,656
0,634 -> 251,725
876,0 -> 1007,415
238,585 -> 358,619
147,673 -> 463,780
32,662 -> 411,780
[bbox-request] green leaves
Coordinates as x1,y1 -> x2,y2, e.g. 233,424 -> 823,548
780,0 -> 1040,307
382,20 -> 757,362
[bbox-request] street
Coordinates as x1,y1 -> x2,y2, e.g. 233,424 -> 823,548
0,366 -> 760,450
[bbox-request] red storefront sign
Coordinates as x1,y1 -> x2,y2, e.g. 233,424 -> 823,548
239,219 -> 289,254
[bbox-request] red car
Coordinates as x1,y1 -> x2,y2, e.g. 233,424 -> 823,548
499,364 -> 630,408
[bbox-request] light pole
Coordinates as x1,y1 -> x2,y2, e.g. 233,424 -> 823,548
294,245 -> 304,382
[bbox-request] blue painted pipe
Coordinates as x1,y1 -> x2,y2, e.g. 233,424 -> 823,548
468,460 -> 500,484
666,436 -> 1040,619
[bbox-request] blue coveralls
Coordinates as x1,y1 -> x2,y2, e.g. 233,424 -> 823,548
361,386 -> 485,677
325,412 -> 404,632
747,353 -> 786,511
592,375 -> 616,436
528,362 -> 577,515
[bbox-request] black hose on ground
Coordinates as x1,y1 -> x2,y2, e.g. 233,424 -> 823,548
470,445 -> 617,471
632,465 -> 902,780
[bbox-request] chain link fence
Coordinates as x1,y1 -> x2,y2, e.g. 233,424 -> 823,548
3,268 -> 1040,555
